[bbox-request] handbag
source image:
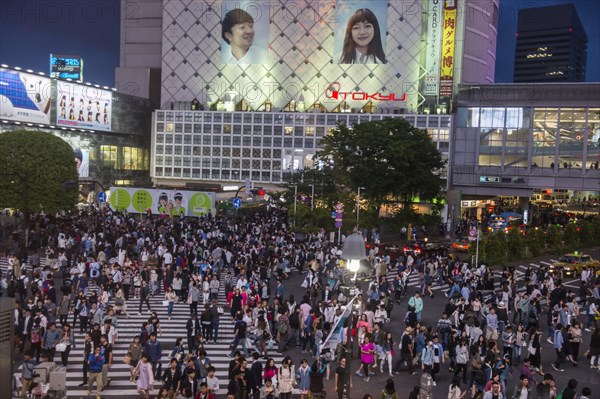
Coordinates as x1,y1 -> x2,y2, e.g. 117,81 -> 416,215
55,342 -> 68,352
301,278 -> 308,289
162,300 -> 169,306
527,345 -> 537,355
187,295 -> 193,305
470,358 -> 482,370
123,354 -> 131,364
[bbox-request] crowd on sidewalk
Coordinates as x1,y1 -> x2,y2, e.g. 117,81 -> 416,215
1,205 -> 599,399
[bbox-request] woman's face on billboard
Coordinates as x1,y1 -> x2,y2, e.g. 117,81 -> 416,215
351,21 -> 374,49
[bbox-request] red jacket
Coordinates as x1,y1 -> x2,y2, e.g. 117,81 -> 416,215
195,391 -> 216,399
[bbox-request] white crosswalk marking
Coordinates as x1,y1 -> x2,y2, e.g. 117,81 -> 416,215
6,263 -> 284,398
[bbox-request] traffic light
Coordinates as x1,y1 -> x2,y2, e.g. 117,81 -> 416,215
250,188 -> 265,197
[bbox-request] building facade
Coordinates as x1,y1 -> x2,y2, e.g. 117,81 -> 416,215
448,83 -> 600,221
514,4 -> 588,83
151,110 -> 451,186
0,66 -> 153,190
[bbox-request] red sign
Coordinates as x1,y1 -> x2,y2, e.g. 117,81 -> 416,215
326,82 -> 406,102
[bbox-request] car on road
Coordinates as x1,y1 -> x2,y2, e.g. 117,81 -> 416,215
548,253 -> 600,277
403,240 -> 449,257
451,238 -> 472,252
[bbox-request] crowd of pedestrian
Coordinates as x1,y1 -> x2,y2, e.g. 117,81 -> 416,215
1,204 -> 599,399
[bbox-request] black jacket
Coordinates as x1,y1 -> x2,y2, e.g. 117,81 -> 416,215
186,319 -> 201,336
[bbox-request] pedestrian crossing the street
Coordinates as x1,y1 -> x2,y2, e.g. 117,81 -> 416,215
9,268 -> 285,398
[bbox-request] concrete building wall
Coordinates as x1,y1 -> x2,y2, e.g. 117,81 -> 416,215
460,0 -> 499,85
115,0 -> 163,103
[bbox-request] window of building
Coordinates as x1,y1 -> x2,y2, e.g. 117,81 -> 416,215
284,126 -> 293,135
165,123 -> 174,133
558,108 -> 586,170
480,107 -> 505,128
157,123 -> 165,132
505,108 -> 531,168
532,108 -> 558,168
588,108 -> 600,169
478,128 -> 503,166
101,145 -> 118,168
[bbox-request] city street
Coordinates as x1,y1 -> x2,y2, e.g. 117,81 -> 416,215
6,246 -> 600,398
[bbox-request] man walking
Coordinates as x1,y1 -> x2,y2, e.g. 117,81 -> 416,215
87,346 -> 105,398
146,332 -> 163,379
138,280 -> 151,315
228,313 -> 249,358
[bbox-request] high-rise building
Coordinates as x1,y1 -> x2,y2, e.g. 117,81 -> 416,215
514,4 -> 587,83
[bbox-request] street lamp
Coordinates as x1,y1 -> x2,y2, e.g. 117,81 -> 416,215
340,231 -> 366,399
342,231 -> 367,282
356,187 -> 365,230
309,184 -> 315,211
293,184 -> 298,227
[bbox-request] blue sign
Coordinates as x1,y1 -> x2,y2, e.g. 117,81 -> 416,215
50,54 -> 83,81
97,192 -> 107,203
233,198 -> 242,209
335,221 -> 343,229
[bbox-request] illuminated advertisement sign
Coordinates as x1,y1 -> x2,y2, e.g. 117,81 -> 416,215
50,54 -> 83,81
0,69 -> 52,124
220,1 -> 270,64
424,0 -> 443,96
326,82 -> 406,101
439,0 -> 457,97
161,0 -> 422,111
109,187 -> 215,217
56,81 -> 112,131
333,1 -> 388,65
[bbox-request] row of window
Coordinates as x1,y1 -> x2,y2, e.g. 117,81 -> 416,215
154,167 -> 282,182
155,111 -> 451,128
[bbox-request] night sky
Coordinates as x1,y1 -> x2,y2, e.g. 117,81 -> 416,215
0,0 -> 598,87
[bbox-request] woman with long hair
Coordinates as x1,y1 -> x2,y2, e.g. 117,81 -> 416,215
133,353 -> 154,399
127,335 -> 143,382
339,8 -> 386,64
380,331 -> 394,377
58,322 -> 74,367
380,378 -> 398,399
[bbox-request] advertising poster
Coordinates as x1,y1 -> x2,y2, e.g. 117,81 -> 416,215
50,54 -> 84,81
439,0 -> 458,97
220,0 -> 270,64
424,0 -> 443,96
109,187 -> 215,217
74,148 -> 90,178
333,1 -> 388,64
0,69 -> 52,124
56,81 -> 112,131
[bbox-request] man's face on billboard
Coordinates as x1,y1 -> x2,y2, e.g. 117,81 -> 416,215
226,22 -> 255,51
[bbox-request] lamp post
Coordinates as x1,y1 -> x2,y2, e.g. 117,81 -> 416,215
341,232 -> 366,399
293,184 -> 298,227
356,186 -> 365,230
309,183 -> 315,211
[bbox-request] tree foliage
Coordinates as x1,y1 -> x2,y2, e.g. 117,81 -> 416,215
315,118 -> 445,212
0,130 -> 78,214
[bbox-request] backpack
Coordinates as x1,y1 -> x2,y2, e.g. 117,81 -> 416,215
277,320 -> 288,335
17,277 -> 25,292
31,329 -> 41,344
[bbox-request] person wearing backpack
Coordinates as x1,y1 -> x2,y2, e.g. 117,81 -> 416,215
277,308 -> 292,352
229,313 -> 249,358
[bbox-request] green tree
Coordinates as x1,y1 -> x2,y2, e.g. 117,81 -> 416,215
562,223 -> 580,252
315,118 -> 445,214
0,130 -> 78,219
525,228 -> 546,257
506,228 -> 525,261
482,231 -> 507,266
545,225 -> 563,254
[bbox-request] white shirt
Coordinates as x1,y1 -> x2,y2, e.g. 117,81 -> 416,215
222,44 -> 267,64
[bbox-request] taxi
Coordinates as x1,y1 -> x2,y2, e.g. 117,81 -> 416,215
548,253 -> 599,277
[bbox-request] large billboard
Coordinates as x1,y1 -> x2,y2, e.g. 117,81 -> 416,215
0,69 -> 52,124
109,187 -> 215,217
439,0 -> 458,97
220,1 -> 270,64
50,54 -> 84,81
333,1 -> 388,65
161,0 -> 424,111
56,81 -> 112,131
424,0 -> 443,96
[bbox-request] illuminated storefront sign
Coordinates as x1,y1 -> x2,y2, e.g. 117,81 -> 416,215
439,0 -> 457,98
326,82 -> 406,102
